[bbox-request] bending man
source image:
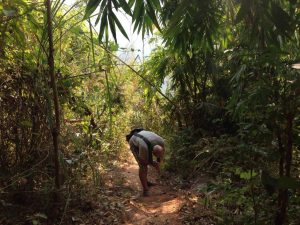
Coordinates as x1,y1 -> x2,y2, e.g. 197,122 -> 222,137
126,128 -> 165,196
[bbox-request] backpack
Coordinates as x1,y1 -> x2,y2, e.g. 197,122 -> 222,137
133,133 -> 154,164
125,128 -> 144,142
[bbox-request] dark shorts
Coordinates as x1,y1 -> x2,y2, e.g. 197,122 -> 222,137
130,145 -> 143,167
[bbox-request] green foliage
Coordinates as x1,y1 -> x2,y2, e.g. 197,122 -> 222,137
84,0 -> 161,41
0,2 -> 135,222
139,2 -> 300,222
163,0 -> 221,53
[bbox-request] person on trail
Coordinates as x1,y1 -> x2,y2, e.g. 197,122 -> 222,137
126,128 -> 165,196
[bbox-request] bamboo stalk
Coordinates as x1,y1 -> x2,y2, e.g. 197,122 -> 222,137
45,0 -> 60,190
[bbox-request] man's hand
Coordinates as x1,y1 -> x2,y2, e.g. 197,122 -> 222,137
152,161 -> 160,174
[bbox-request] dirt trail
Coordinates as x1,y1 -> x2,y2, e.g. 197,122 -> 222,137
119,156 -> 186,225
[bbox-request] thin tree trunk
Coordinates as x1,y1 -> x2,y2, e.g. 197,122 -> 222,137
275,114 -> 294,225
45,0 -> 60,190
276,189 -> 288,225
285,114 -> 293,177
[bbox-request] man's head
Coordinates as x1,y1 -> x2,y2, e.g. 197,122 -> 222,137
152,145 -> 164,160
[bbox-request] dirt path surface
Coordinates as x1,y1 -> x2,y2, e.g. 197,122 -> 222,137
119,156 -> 186,225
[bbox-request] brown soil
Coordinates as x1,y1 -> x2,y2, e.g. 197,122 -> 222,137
119,156 -> 186,225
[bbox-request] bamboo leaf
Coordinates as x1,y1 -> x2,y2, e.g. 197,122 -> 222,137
105,22 -> 109,44
111,12 -> 129,40
95,13 -> 101,25
111,0 -> 119,10
132,0 -> 143,22
95,0 -> 108,25
108,12 -> 117,42
84,0 -> 103,19
137,16 -> 144,35
133,1 -> 144,33
147,15 -> 153,33
150,0 -> 161,9
145,0 -> 161,31
99,7 -> 108,42
118,0 -> 132,15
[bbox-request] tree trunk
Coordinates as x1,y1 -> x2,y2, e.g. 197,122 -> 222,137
45,0 -> 60,190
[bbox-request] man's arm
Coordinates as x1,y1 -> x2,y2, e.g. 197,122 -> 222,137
152,145 -> 164,174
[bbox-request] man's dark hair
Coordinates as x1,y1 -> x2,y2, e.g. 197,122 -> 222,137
126,128 -> 144,142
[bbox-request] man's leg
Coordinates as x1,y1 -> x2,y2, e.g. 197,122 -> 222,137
139,165 -> 149,196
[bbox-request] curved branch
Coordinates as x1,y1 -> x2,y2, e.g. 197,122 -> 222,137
99,44 -> 178,110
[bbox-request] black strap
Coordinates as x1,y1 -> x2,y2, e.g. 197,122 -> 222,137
134,133 -> 154,163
